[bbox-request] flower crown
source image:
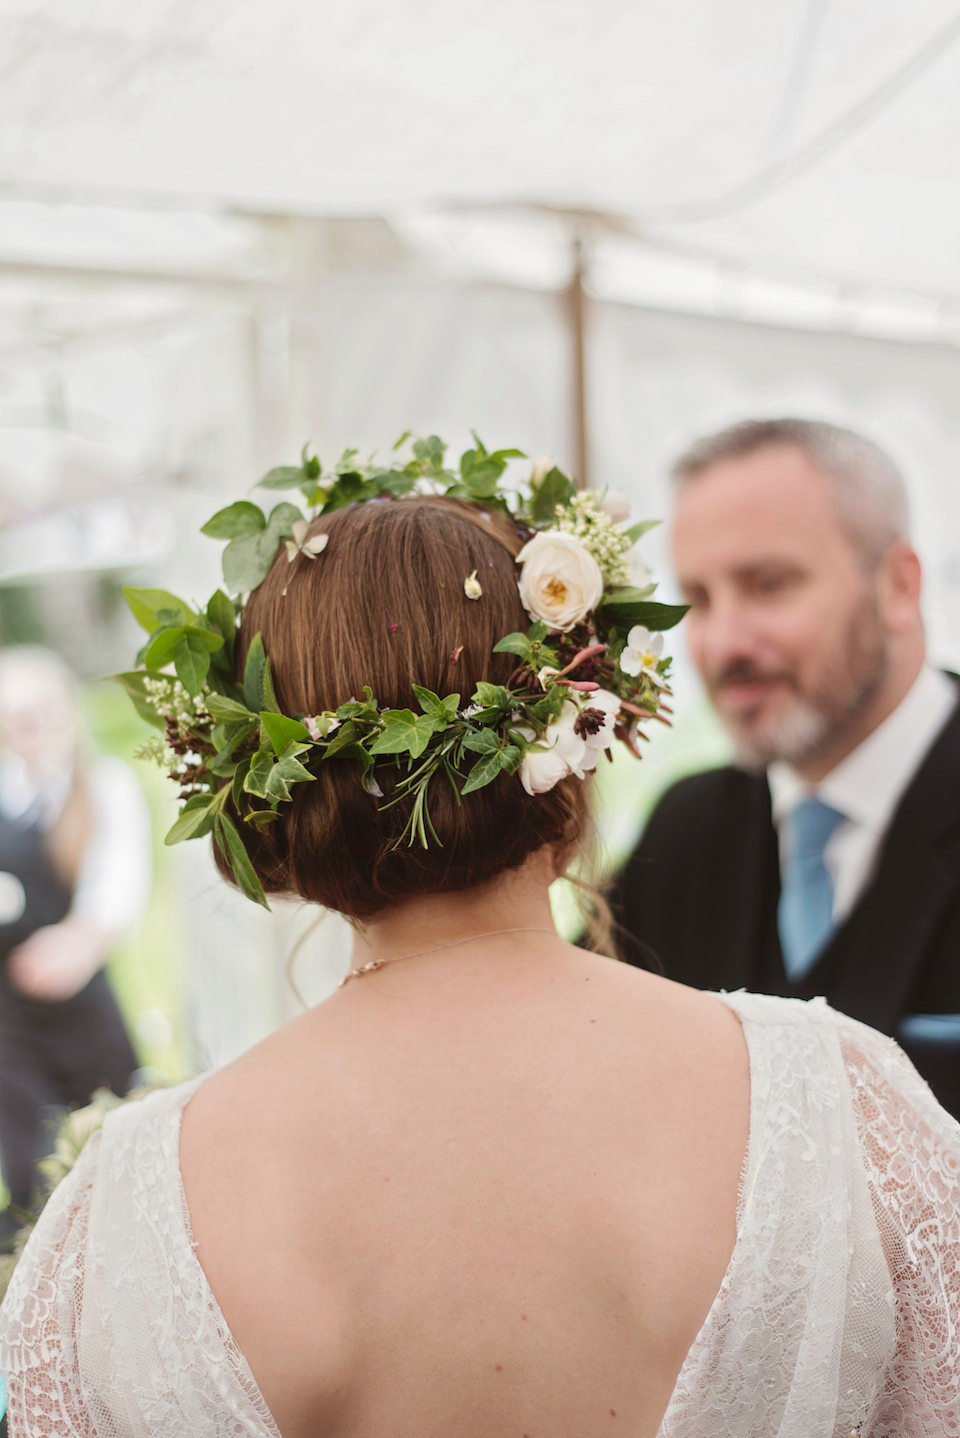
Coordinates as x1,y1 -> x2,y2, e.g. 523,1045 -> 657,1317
118,435 -> 686,907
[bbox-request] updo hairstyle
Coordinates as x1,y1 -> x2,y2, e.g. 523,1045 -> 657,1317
213,497 -> 590,921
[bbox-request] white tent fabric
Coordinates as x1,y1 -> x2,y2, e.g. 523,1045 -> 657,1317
2,0 -> 960,319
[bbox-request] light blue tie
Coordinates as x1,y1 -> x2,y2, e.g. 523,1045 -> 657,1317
778,797 -> 846,982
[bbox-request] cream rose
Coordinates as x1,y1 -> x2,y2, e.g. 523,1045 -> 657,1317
516,531 -> 604,632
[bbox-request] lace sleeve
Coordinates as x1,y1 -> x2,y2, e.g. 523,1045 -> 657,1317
0,1131 -> 102,1437
837,1014 -> 960,1437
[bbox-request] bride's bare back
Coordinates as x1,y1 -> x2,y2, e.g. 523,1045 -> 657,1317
180,943 -> 749,1438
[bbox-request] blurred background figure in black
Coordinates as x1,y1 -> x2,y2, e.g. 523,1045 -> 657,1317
0,648 -> 150,1239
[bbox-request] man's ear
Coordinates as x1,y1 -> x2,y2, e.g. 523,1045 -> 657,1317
879,540 -> 922,634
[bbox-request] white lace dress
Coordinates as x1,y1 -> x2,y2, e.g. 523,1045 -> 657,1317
1,992 -> 958,1437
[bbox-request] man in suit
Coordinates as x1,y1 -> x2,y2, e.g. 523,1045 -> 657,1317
611,417 -> 960,1117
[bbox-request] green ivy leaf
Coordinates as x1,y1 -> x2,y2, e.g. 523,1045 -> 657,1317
461,747 -> 510,794
200,501 -> 265,540
370,709 -> 438,759
165,798 -> 217,845
143,625 -> 186,670
522,689 -> 566,723
222,503 -> 302,594
492,632 -> 532,661
264,752 -> 315,805
369,469 -> 417,497
461,728 -> 500,755
242,634 -> 267,712
412,685 -> 460,722
260,657 -> 280,714
208,721 -> 256,772
206,693 -> 256,723
232,758 -> 251,810
123,587 -> 195,634
257,466 -> 307,491
173,634 -> 216,696
471,682 -> 512,710
412,435 -> 446,470
260,711 -> 311,755
243,746 -> 275,799
206,589 -> 239,647
214,812 -> 269,908
499,743 -> 522,774
301,444 -> 321,479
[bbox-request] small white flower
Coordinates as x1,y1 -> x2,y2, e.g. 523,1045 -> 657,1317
531,456 -> 555,487
285,519 -> 329,564
599,490 -> 631,524
462,703 -> 483,719
464,569 -> 483,600
516,530 -> 604,632
305,713 -> 340,741
624,546 -> 652,588
537,665 -> 560,690
619,626 -> 666,685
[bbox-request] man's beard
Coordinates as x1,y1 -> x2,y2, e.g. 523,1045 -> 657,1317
710,593 -> 888,772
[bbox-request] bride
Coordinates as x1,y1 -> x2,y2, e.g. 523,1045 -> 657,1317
0,444 -> 958,1435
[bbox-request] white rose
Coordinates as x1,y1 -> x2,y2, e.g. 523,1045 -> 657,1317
519,736 -> 573,795
516,531 -> 604,632
517,701 -> 581,793
599,489 -> 631,524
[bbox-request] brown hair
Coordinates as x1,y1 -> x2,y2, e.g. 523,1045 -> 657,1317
213,496 -> 599,926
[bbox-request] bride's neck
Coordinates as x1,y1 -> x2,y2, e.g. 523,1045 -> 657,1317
350,848 -> 559,970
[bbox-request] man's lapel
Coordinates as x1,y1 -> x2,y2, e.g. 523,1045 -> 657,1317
819,691 -> 960,1033
720,773 -> 780,991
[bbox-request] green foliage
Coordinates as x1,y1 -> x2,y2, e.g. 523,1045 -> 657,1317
213,812 -> 269,908
113,671 -> 167,730
260,711 -> 310,754
623,519 -> 661,544
123,587 -> 196,633
596,595 -> 689,631
529,465 -> 575,523
370,709 -> 439,760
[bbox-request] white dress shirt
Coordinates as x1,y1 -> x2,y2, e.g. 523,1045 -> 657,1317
768,666 -> 958,923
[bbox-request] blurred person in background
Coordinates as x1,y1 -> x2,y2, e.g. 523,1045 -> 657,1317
0,647 -> 150,1238
611,418 -> 960,1117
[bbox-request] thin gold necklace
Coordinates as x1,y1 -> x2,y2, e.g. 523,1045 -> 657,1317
339,926 -> 559,988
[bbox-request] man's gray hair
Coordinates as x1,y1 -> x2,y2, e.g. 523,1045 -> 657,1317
671,418 -> 910,564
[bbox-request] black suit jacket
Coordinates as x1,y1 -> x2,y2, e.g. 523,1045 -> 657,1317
610,688 -> 960,1119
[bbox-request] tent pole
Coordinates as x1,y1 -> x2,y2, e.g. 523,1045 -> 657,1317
568,234 -> 590,490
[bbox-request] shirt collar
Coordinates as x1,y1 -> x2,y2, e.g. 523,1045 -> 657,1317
768,666 -> 958,833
